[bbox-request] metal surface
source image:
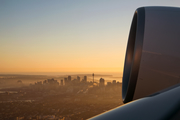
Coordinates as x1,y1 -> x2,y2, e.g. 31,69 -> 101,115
89,85 -> 180,120
122,7 -> 145,103
122,7 -> 180,103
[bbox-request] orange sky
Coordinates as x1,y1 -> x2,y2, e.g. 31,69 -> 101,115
1,1 -> 179,73
0,67 -> 123,73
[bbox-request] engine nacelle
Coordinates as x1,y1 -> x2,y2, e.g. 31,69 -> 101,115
123,6 -> 180,103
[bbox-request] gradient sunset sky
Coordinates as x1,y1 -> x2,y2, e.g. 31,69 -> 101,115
1,0 -> 180,73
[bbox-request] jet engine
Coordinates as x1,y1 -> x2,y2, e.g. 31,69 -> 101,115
89,6 -> 180,120
123,6 -> 180,103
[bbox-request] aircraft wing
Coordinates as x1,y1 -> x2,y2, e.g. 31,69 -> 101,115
89,84 -> 180,120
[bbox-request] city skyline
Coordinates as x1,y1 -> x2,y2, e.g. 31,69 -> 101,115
1,0 -> 180,73
0,73 -> 122,119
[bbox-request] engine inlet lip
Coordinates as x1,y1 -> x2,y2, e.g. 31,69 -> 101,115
122,7 -> 145,103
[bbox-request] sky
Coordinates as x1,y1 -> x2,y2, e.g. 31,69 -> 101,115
1,0 -> 180,73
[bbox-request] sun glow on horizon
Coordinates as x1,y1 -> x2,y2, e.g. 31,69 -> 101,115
0,67 -> 123,73
1,1 -> 179,74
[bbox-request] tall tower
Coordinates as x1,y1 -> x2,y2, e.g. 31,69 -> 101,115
99,78 -> 105,87
68,76 -> 71,81
77,76 -> 80,82
61,80 -> 63,86
84,76 -> 87,82
92,73 -> 94,83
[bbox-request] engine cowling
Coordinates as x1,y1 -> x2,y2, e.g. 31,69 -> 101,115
123,6 -> 180,103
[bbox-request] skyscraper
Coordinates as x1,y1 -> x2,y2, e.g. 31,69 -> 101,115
84,76 -> 87,82
68,76 -> 71,81
77,76 -> 80,82
61,80 -> 63,86
112,80 -> 116,85
99,78 -> 105,87
92,73 -> 94,83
